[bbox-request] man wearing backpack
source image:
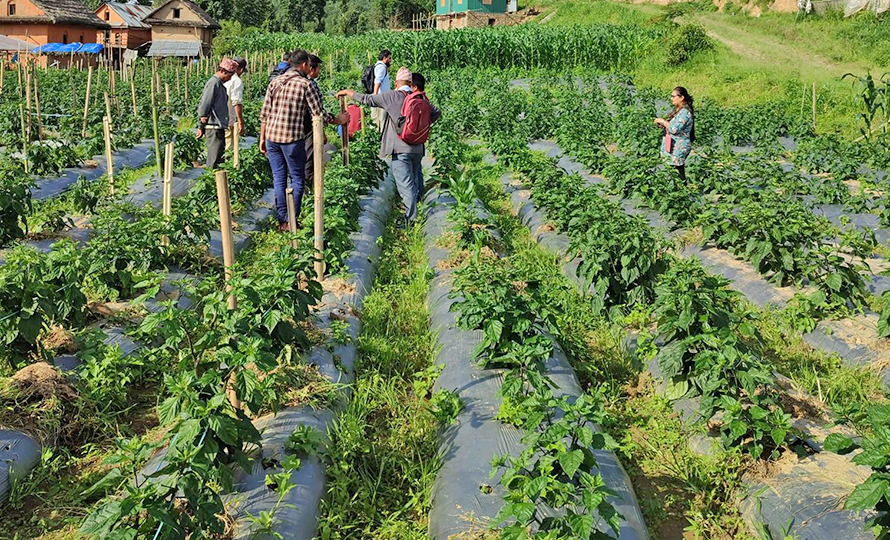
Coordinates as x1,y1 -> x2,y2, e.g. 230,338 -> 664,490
338,67 -> 440,225
360,50 -> 391,132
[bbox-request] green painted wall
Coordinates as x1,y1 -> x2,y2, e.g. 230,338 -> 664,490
436,0 -> 506,16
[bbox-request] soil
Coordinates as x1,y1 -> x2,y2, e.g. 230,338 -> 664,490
41,325 -> 76,355
822,314 -> 890,371
323,277 -> 357,298
11,362 -> 78,402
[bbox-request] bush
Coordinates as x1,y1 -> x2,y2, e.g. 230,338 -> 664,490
665,24 -> 715,66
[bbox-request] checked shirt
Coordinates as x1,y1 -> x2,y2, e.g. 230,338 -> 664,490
260,71 -> 335,144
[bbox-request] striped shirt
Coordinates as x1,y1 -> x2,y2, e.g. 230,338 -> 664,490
260,71 -> 335,144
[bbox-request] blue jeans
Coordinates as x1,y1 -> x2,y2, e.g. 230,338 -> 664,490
391,152 -> 423,222
266,140 -> 307,224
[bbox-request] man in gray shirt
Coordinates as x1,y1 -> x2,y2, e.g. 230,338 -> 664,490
197,58 -> 237,169
338,67 -> 440,225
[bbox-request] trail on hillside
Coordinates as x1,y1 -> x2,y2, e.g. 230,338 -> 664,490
689,14 -> 868,78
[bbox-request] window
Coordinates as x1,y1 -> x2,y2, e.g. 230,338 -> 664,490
440,0 -> 445,6
62,33 -> 68,44
104,29 -> 110,42
172,7 -> 181,18
104,10 -> 109,20
7,2 -> 14,16
114,32 -> 121,45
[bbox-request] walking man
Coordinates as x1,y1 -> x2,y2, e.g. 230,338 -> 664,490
338,67 -> 440,225
197,58 -> 237,170
224,57 -> 247,151
260,51 -> 348,232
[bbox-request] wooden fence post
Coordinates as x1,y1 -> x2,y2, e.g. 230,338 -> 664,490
215,170 -> 237,310
285,187 -> 299,249
82,65 -> 93,138
339,95 -> 349,165
312,115 -> 325,279
103,115 -> 114,194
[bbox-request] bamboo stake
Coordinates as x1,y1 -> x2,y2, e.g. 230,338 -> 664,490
151,76 -> 161,176
82,65 -> 93,138
103,115 -> 114,194
104,92 -> 112,131
339,95 -> 349,165
161,142 -> 173,247
24,64 -> 31,137
33,73 -> 41,140
214,170 -> 237,310
130,66 -> 137,119
812,82 -> 817,132
215,168 -> 240,409
328,53 -> 333,78
1,61 -> 5,99
285,187 -> 299,249
233,124 -> 240,169
165,82 -> 170,109
312,115 -> 325,279
19,103 -> 29,174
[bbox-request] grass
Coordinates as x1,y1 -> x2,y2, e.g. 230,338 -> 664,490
532,0 -> 884,136
317,217 -> 441,540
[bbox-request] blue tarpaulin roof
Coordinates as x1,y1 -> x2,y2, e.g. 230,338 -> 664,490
30,42 -> 104,55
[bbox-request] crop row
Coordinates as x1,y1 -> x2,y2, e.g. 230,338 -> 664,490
0,124 -> 386,537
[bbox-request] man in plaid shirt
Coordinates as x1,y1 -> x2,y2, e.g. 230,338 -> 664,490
260,50 -> 348,231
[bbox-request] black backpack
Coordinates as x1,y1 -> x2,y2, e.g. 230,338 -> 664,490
361,64 -> 375,94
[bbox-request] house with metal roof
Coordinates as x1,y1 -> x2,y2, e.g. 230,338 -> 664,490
0,0 -> 109,51
94,2 -> 152,51
143,0 -> 220,58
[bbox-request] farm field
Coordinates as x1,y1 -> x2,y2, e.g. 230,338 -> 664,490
1,5 -> 890,540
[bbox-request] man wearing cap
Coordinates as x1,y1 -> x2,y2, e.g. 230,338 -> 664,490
224,57 -> 247,152
260,50 -> 349,232
197,58 -> 237,170
337,67 -> 440,225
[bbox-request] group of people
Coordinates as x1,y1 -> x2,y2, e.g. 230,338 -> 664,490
197,51 -> 693,232
197,48 -> 439,233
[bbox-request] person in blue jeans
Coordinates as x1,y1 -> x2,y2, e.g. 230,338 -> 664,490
337,68 -> 440,225
260,51 -> 348,231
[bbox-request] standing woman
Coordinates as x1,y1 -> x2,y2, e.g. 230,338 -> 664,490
654,87 -> 695,181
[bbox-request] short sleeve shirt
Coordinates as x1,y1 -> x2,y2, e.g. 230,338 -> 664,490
224,73 -> 243,123
373,61 -> 390,93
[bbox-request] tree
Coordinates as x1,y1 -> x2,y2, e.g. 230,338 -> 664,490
192,0 -> 234,21
266,0 -> 326,33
